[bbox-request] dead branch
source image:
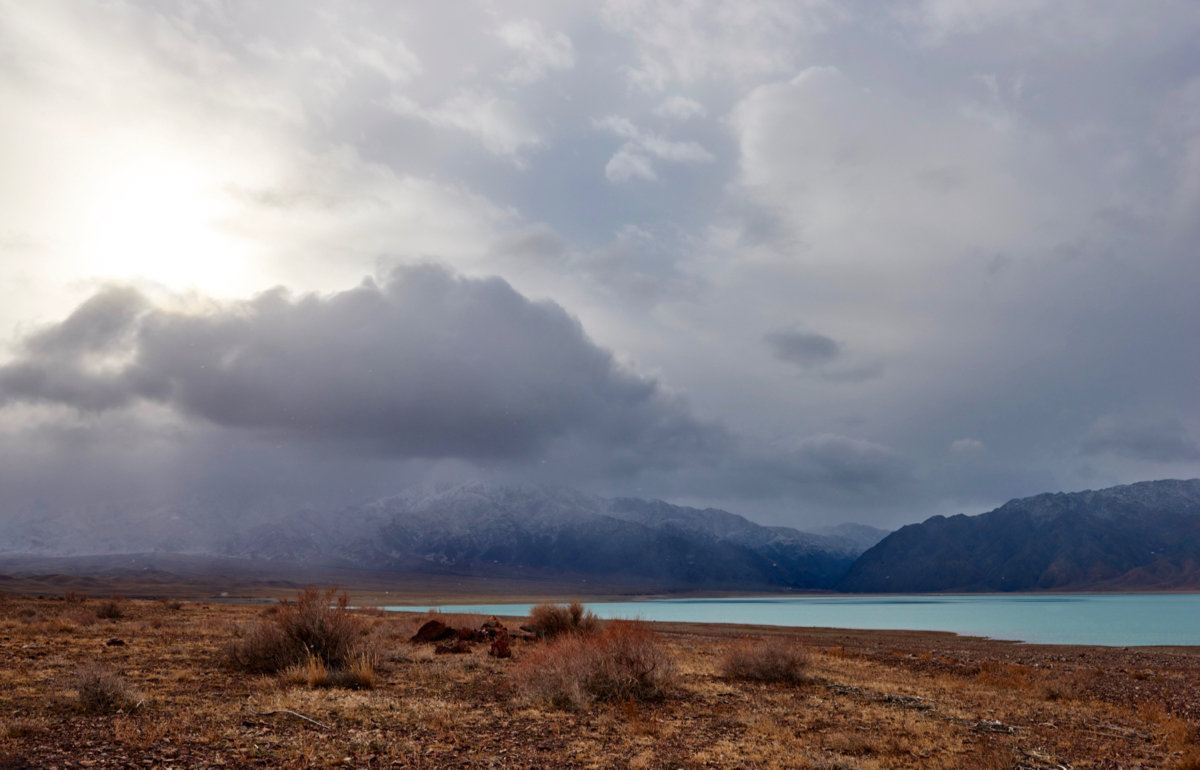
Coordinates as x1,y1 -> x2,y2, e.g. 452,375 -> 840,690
246,705 -> 332,730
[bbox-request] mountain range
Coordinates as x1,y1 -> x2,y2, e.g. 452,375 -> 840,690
839,479 -> 1200,592
222,483 -> 885,590
3,479 -> 1200,592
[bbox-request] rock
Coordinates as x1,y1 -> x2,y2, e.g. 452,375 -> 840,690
105,638 -> 126,647
488,630 -> 511,658
480,616 -> 507,640
411,620 -> 457,643
434,639 -> 471,655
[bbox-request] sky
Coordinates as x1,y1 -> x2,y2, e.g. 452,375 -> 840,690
0,0 -> 1198,531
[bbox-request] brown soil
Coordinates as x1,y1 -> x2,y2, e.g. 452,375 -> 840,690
1,590 -> 1198,768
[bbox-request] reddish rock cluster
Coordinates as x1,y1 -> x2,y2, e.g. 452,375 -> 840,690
410,616 -> 516,657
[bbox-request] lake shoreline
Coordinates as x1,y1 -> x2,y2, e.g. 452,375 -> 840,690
375,593 -> 1200,648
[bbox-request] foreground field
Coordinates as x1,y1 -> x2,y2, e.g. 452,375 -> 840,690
1,590 -> 1198,768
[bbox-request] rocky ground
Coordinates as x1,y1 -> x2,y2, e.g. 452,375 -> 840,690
1,590 -> 1198,768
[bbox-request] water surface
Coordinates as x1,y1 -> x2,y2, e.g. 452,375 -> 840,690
385,593 -> 1200,646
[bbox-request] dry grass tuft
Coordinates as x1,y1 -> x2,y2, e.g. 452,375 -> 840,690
526,601 -> 602,640
74,665 -> 141,714
224,586 -> 364,674
284,650 -> 377,690
720,638 -> 809,683
2,718 -> 46,740
516,620 -> 676,709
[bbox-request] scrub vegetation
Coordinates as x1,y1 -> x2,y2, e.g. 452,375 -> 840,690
1,588 -> 1198,768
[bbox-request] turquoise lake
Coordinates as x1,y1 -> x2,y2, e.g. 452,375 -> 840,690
384,594 -> 1200,647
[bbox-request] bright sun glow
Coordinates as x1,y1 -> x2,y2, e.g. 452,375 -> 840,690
74,152 -> 255,296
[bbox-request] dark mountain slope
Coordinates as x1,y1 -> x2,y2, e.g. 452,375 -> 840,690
227,482 -> 868,590
838,479 -> 1200,592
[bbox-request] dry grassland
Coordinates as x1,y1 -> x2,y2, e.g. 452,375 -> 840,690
1,590 -> 1198,768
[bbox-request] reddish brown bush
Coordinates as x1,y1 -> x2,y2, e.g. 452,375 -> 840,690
515,620 -> 676,709
224,587 -> 364,674
526,601 -> 602,640
720,638 -> 809,683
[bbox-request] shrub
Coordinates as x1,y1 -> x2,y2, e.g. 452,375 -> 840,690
75,665 -> 140,713
516,620 -> 676,709
526,601 -> 602,640
720,638 -> 809,683
224,587 -> 364,675
95,599 -> 124,620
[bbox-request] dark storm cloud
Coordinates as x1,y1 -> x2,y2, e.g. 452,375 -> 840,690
764,329 -> 841,368
0,265 -> 726,462
777,434 -> 911,489
1081,416 -> 1200,463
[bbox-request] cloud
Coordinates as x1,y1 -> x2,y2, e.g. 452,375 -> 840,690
495,19 -> 575,84
1081,416 -> 1200,463
494,223 -> 702,305
764,329 -> 842,368
387,91 -> 540,158
605,147 -> 659,182
654,96 -> 706,121
762,328 -> 882,382
601,0 -> 845,90
773,434 -> 913,490
950,437 -> 985,454
0,266 -> 725,463
730,65 -> 1039,267
595,115 -> 713,182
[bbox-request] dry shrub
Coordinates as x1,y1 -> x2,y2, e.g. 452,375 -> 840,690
66,608 -> 98,628
75,665 -> 141,714
721,638 -> 809,683
1171,749 -> 1200,770
224,587 -> 365,675
95,599 -> 124,620
516,620 -> 676,709
1140,700 -> 1197,750
976,660 -> 1032,691
527,601 -> 602,640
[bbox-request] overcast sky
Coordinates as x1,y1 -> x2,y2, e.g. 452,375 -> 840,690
1,0 -> 1198,529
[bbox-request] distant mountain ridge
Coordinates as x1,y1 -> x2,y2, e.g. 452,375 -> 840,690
839,479 -> 1200,592
6,477 -> 1199,593
224,482 -> 886,590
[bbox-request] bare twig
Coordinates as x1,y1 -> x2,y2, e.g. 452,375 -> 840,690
246,705 -> 332,730
1085,720 -> 1149,740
